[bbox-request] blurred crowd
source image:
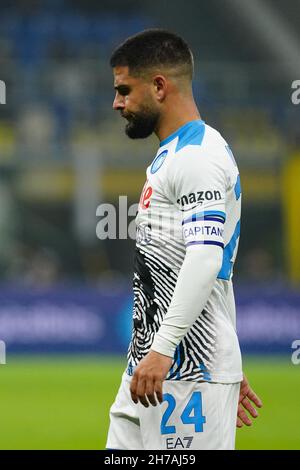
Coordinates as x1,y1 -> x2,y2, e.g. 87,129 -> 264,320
0,0 -> 298,286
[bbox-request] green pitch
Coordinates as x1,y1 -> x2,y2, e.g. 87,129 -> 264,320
0,355 -> 299,449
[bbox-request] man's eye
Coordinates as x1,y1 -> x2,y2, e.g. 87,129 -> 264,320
119,88 -> 130,96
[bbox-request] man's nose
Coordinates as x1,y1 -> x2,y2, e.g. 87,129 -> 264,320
112,94 -> 125,111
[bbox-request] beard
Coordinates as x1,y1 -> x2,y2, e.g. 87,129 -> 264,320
122,107 -> 160,139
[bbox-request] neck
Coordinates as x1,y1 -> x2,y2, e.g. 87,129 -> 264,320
155,94 -> 201,142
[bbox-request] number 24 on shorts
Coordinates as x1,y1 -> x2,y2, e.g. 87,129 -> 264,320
161,391 -> 206,435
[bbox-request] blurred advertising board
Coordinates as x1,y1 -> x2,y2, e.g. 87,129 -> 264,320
0,283 -> 299,355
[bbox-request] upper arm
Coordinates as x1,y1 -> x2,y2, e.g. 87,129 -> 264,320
167,149 -> 228,251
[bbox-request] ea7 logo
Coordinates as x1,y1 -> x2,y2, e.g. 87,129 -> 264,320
177,190 -> 222,208
166,436 -> 194,449
0,80 -> 6,104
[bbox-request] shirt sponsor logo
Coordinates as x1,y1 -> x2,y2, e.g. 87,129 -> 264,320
177,190 -> 222,208
166,436 -> 194,449
139,180 -> 153,210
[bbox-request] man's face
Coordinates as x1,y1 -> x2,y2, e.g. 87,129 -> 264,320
112,66 -> 160,139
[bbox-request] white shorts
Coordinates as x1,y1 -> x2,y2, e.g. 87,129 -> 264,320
106,371 -> 240,450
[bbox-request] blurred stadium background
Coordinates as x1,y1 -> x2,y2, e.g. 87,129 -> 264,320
0,0 -> 299,450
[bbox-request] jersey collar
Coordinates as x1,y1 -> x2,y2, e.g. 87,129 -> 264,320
159,119 -> 205,153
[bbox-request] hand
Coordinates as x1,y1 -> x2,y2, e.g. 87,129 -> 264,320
237,373 -> 263,428
130,349 -> 173,408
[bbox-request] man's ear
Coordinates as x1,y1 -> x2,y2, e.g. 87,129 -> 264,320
153,75 -> 167,102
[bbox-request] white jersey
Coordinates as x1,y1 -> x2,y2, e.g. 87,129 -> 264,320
127,119 -> 243,384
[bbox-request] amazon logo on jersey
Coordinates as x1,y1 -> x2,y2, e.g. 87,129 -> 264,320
177,190 -> 222,208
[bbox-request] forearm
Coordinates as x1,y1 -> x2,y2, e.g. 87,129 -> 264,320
151,244 -> 223,358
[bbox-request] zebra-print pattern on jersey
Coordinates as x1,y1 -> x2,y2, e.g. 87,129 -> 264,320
127,246 -> 217,382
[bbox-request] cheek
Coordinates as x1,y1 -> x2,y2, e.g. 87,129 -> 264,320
124,95 -> 138,111
142,92 -> 159,114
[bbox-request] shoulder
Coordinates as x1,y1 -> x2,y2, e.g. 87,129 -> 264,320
165,125 -> 240,202
168,124 -> 227,172
168,123 -> 237,177
202,124 -> 228,151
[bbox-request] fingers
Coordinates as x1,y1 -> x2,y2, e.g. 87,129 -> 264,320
131,375 -> 150,407
236,416 -> 243,428
130,374 -> 163,408
145,380 -> 158,407
237,376 -> 263,429
239,376 -> 263,409
136,377 -> 149,407
154,379 -> 163,404
130,375 -> 139,404
241,396 -> 259,418
246,388 -> 263,408
237,391 -> 262,428
237,403 -> 253,426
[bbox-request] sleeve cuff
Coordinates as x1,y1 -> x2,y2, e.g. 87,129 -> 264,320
151,334 -> 176,359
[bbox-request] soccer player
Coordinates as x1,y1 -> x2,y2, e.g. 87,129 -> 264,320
106,29 -> 262,450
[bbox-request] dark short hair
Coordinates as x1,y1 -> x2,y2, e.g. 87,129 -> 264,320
110,29 -> 194,79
